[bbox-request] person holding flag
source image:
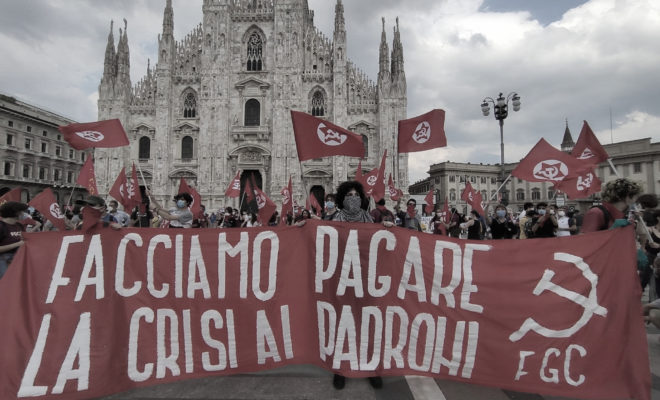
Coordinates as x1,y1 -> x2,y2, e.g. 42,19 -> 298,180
149,191 -> 194,228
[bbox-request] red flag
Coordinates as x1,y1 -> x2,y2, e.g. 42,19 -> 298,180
372,151 -> 388,202
398,109 -> 447,153
308,194 -> 323,217
0,187 -> 22,207
461,181 -> 485,216
571,121 -> 609,165
441,198 -> 451,224
28,188 -> 67,231
424,188 -> 435,214
280,177 -> 293,224
58,119 -> 130,150
109,167 -> 128,209
360,166 -> 380,197
178,178 -> 202,218
555,167 -> 603,199
387,173 -> 403,201
77,155 -> 98,195
512,138 -> 589,183
290,111 -> 365,161
127,163 -> 143,212
225,170 -> 242,198
80,206 -> 103,231
246,179 -> 276,223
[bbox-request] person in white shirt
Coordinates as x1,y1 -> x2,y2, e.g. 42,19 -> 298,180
556,206 -> 577,237
108,200 -> 131,227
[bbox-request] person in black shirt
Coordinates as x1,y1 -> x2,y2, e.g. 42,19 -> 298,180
487,204 -> 516,239
532,202 -> 558,238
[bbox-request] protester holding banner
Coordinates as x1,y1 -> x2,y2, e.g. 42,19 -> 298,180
149,191 -> 194,228
331,181 -> 373,223
326,180 -> 383,390
0,201 -> 41,279
582,178 -> 642,233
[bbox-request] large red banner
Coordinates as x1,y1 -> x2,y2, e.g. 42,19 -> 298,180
0,222 -> 649,399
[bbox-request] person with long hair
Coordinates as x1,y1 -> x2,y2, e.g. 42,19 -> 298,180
325,180 -> 385,389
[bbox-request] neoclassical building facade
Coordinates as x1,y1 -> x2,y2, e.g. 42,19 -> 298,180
96,0 -> 408,210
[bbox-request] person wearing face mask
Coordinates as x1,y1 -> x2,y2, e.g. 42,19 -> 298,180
582,178 -> 642,233
325,181 -> 383,390
0,201 -> 42,279
396,198 -> 422,231
331,181 -> 373,223
556,207 -> 577,237
323,194 -> 338,221
149,191 -> 194,228
532,202 -> 558,238
486,204 -> 516,239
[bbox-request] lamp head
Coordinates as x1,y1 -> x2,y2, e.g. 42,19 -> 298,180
481,101 -> 490,116
512,94 -> 521,111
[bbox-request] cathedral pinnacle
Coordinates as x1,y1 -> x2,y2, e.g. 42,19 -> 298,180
561,118 -> 575,152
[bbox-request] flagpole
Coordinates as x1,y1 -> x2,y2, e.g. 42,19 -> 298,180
607,159 -> 621,178
136,162 -> 150,191
66,187 -> 76,207
489,174 -> 512,201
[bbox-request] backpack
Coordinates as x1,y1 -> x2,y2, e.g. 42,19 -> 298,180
590,205 -> 612,231
524,218 -> 535,239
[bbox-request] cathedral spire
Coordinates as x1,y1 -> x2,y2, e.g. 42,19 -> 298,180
378,17 -> 389,78
163,0 -> 174,37
391,17 -> 404,76
334,0 -> 345,33
561,119 -> 575,152
103,20 -> 116,79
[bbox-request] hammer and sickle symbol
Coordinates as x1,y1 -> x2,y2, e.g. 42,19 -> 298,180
509,252 -> 607,342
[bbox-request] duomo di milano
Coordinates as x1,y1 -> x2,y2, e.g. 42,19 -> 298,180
96,0 -> 408,209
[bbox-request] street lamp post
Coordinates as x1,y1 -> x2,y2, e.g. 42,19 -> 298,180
481,92 -> 521,188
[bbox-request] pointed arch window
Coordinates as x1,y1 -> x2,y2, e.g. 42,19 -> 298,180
139,136 -> 151,159
182,136 -> 193,160
245,99 -> 260,126
311,91 -> 326,116
183,92 -> 197,118
247,32 -> 263,71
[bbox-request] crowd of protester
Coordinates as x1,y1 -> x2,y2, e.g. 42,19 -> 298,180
3,176 -> 660,381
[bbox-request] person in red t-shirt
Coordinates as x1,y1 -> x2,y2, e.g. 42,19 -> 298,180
581,178 -> 642,233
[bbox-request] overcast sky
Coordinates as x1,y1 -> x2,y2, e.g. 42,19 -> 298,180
1,0 -> 658,184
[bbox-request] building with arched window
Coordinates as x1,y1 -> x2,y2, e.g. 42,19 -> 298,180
96,1 -> 408,210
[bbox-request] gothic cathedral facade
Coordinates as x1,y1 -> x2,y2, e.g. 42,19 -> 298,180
96,0 -> 407,210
